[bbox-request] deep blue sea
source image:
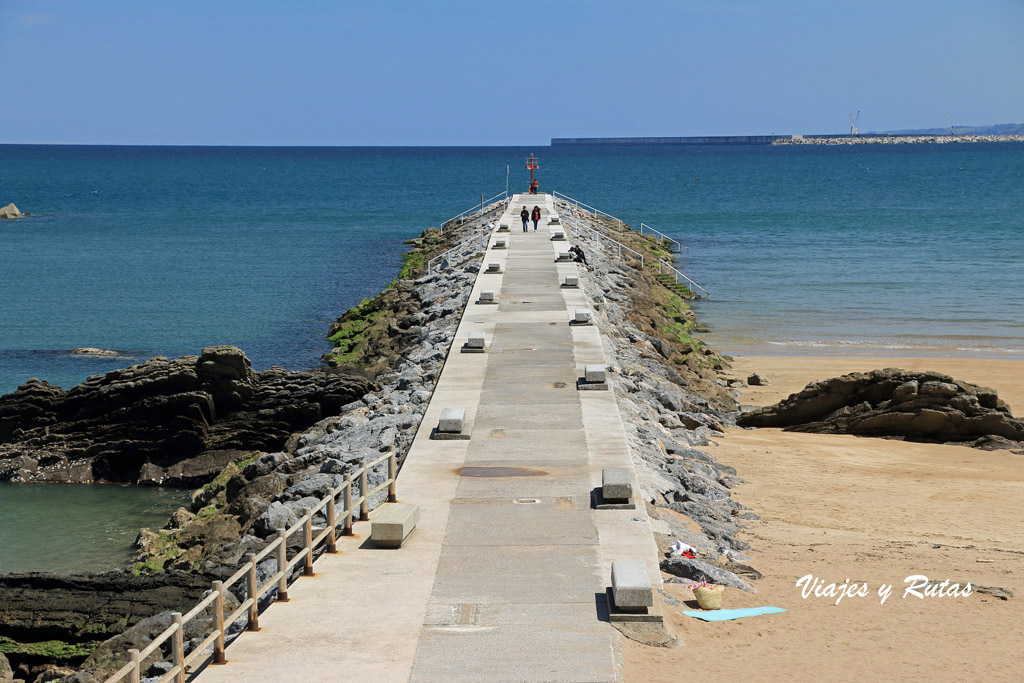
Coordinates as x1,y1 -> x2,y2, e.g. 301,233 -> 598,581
2,142 -> 1023,571
3,144 -> 1023,397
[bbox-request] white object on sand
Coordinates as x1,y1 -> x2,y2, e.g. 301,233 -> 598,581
669,540 -> 696,557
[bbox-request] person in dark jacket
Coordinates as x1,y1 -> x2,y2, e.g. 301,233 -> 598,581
520,206 -> 530,232
531,206 -> 541,231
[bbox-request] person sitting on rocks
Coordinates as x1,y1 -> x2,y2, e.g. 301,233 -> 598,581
570,244 -> 588,266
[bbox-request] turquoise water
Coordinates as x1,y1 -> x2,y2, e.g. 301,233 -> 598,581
0,482 -> 189,573
3,144 -> 1023,397
1,142 -> 1022,572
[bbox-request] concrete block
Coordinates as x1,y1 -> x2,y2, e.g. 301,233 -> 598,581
556,251 -> 571,261
562,275 -> 579,288
461,331 -> 486,353
551,229 -> 565,241
585,365 -> 607,383
485,262 -> 501,273
611,561 -> 653,610
548,215 -> 561,224
493,239 -> 506,249
602,468 -> 632,503
372,503 -> 420,549
497,223 -> 510,232
438,407 -> 466,433
476,290 -> 497,305
574,309 -> 591,324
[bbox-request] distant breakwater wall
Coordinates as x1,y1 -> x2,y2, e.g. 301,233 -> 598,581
552,135 -> 784,146
553,134 -> 1024,146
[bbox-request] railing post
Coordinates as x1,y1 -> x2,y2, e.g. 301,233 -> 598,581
128,648 -> 141,683
246,553 -> 259,631
276,529 -> 289,601
359,458 -> 370,521
387,448 -> 397,503
326,494 -> 338,553
303,508 -> 314,576
171,612 -> 185,683
212,581 -> 227,664
343,473 -> 354,535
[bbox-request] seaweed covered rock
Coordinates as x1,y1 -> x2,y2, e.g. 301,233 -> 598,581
737,368 -> 1024,450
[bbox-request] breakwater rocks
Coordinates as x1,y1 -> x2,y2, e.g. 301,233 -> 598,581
555,202 -> 757,583
738,368 -> 1024,451
0,346 -> 374,485
774,134 -> 1024,145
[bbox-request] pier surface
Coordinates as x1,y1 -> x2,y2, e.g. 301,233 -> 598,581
196,195 -> 661,682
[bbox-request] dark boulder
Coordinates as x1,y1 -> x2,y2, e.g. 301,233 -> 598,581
737,368 -> 1023,450
0,347 -> 374,484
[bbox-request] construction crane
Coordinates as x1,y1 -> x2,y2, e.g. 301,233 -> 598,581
849,111 -> 861,135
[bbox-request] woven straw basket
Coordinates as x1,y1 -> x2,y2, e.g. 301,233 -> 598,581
693,584 -> 726,610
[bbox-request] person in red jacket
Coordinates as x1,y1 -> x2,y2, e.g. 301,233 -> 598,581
530,178 -> 539,194
531,206 -> 541,231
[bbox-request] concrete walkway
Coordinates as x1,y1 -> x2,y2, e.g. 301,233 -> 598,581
195,194 -> 661,683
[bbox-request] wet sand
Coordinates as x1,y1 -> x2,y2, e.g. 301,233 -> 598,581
623,356 -> 1024,683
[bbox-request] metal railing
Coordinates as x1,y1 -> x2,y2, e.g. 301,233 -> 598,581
639,223 -> 687,254
658,259 -> 710,299
562,215 -> 645,269
552,191 -> 624,224
440,191 -> 509,229
426,231 -> 488,275
105,448 -> 399,683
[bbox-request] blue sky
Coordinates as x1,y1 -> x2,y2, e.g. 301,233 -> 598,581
2,0 -> 1022,145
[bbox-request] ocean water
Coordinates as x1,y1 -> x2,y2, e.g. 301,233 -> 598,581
2,143 -> 1022,571
3,143 -> 1023,397
0,482 -> 189,573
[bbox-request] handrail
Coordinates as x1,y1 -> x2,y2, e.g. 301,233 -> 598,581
639,223 -> 687,254
440,190 -> 509,229
658,259 -> 711,299
562,215 -> 645,269
551,191 -> 625,223
104,446 -> 400,683
426,231 -> 488,275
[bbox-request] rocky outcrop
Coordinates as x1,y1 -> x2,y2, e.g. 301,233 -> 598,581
0,203 -> 23,219
0,346 -> 374,485
737,368 -> 1024,450
69,348 -> 121,356
0,571 -> 212,675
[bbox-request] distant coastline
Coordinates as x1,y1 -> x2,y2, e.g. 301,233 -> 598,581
552,133 -> 1024,146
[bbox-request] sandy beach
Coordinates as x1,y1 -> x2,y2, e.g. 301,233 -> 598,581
624,355 -> 1024,682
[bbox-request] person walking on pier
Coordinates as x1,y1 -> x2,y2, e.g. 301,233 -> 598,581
531,205 -> 541,231
520,206 -> 530,232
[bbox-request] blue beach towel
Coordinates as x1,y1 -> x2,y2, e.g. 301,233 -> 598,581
683,606 -> 787,622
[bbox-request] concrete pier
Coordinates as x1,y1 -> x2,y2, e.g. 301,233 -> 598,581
195,194 -> 662,682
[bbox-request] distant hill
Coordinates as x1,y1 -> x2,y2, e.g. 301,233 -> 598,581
877,123 -> 1024,136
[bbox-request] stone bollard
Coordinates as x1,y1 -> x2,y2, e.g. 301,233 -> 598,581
461,331 -> 486,354
485,261 -> 502,273
570,309 -> 593,326
497,222 -> 510,232
492,238 -> 507,250
548,215 -> 561,225
596,467 -> 634,508
551,228 -> 566,241
577,364 -> 609,391
555,250 -> 572,261
561,275 -> 579,288
476,290 -> 498,305
607,561 -> 660,622
432,407 -> 470,440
